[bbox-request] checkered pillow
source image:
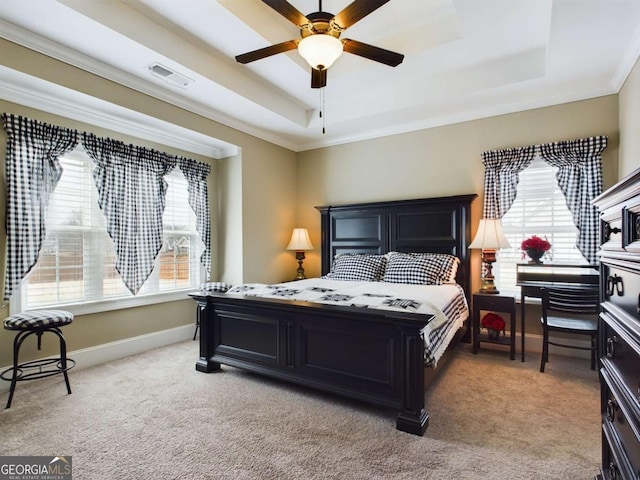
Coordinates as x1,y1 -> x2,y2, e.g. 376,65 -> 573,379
383,252 -> 460,285
324,254 -> 387,282
199,282 -> 233,294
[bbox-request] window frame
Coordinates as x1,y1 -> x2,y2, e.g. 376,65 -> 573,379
493,157 -> 588,299
10,148 -> 205,316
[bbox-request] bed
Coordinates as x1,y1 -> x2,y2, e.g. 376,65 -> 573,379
191,194 -> 477,435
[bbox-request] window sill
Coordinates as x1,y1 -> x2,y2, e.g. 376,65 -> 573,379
15,290 -> 195,317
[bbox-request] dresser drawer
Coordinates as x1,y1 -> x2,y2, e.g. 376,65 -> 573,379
600,206 -> 624,253
602,264 -> 640,321
599,194 -> 640,255
601,369 -> 640,478
602,419 -> 639,480
601,311 -> 640,408
473,294 -> 513,312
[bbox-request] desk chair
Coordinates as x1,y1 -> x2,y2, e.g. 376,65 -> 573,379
540,287 -> 599,373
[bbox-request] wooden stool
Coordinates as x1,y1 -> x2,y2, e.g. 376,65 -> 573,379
1,310 -> 75,408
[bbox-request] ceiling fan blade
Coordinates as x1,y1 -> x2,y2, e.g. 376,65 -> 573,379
342,39 -> 404,67
332,0 -> 390,30
262,0 -> 309,27
235,40 -> 299,64
311,68 -> 327,89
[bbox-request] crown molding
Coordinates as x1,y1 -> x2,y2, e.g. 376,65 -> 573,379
0,66 -> 239,159
611,21 -> 640,91
0,19 -> 301,152
1,14 -> 633,155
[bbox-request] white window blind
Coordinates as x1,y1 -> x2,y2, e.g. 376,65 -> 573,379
495,158 -> 587,298
20,147 -> 203,311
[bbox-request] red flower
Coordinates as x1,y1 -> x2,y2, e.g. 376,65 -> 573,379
481,312 -> 505,331
520,235 -> 551,252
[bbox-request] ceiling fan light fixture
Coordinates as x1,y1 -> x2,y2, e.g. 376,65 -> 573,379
298,34 -> 343,70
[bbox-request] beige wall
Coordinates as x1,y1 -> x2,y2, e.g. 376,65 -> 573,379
619,57 -> 640,178
0,35 -> 632,365
297,95 -> 620,288
0,40 -> 297,367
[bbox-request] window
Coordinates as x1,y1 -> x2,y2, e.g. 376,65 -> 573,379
17,147 -> 203,313
494,158 -> 588,297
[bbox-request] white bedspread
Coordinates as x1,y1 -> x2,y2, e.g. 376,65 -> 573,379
226,278 -> 469,367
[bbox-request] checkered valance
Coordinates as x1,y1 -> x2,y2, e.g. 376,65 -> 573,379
2,114 -> 79,304
178,157 -> 212,276
481,146 -> 536,219
82,133 -> 177,295
480,136 -> 606,264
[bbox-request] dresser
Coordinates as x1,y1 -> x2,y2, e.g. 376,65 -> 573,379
592,167 -> 640,480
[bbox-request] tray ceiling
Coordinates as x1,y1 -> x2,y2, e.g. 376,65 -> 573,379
1,0 -> 639,152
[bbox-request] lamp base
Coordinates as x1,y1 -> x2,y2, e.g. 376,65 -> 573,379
478,282 -> 500,295
479,249 -> 500,295
295,251 -> 306,280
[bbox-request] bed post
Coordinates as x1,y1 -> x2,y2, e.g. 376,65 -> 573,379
316,205 -> 332,276
396,327 -> 429,435
193,295 -> 221,373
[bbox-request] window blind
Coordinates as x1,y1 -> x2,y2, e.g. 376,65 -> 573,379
22,147 -> 202,309
495,158 -> 587,298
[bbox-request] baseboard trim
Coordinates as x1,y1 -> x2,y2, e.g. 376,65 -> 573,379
0,324 -> 194,392
512,331 -> 593,360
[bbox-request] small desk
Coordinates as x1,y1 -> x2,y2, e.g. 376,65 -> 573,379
472,293 -> 516,360
516,263 -> 599,362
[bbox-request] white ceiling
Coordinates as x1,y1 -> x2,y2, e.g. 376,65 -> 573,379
1,0 -> 640,153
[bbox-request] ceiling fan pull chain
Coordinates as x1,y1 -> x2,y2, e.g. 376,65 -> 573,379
321,87 -> 326,134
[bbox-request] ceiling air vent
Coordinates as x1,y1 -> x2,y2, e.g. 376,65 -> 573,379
148,63 -> 194,89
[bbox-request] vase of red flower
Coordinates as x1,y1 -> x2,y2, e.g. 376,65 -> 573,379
481,312 -> 505,340
521,235 -> 551,264
525,249 -> 544,263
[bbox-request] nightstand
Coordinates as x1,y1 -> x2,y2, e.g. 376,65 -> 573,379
472,292 -> 516,360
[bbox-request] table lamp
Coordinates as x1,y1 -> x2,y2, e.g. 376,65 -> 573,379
286,228 -> 314,280
469,218 -> 511,294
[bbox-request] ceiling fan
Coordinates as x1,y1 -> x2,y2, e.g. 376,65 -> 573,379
235,0 -> 404,88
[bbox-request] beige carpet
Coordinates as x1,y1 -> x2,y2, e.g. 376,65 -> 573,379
0,341 -> 601,479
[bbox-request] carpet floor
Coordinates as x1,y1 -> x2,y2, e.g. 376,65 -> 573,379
0,340 -> 601,479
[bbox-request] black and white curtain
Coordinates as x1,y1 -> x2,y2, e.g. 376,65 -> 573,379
178,157 -> 212,276
539,136 -> 606,264
2,114 -> 79,303
82,133 -> 177,295
481,146 -> 536,219
480,136 -> 607,264
2,112 -> 213,303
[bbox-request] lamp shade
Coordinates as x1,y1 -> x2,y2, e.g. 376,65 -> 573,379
298,34 -> 343,70
287,228 -> 314,251
469,219 -> 511,250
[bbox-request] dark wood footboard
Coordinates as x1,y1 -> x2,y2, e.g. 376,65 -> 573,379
192,292 -> 433,435
193,194 -> 476,435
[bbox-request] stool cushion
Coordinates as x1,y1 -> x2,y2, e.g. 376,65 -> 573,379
4,310 -> 74,330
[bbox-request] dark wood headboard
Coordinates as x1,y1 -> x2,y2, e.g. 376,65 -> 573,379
315,194 -> 477,299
